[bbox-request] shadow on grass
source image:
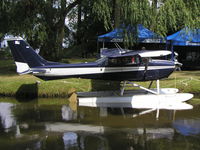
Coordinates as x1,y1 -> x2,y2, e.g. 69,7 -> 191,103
16,83 -> 38,101
91,79 -> 120,91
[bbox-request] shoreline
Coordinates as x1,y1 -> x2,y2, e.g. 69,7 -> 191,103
0,71 -> 200,99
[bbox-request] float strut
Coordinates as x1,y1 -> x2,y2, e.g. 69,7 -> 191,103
120,81 -> 127,96
157,80 -> 160,94
156,109 -> 160,120
148,81 -> 154,89
120,80 -> 161,96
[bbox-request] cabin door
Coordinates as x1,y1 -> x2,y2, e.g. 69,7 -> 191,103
143,58 -> 159,80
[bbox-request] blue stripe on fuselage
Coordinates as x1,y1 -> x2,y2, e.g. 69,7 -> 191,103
36,62 -> 99,68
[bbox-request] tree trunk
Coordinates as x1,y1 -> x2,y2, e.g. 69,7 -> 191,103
113,0 -> 121,28
77,3 -> 82,44
152,0 -> 158,9
40,0 -> 83,61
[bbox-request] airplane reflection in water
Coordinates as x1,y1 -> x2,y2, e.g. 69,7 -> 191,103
77,91 -> 193,119
46,103 -> 194,149
0,101 -> 200,150
0,102 -> 175,149
47,104 -> 176,149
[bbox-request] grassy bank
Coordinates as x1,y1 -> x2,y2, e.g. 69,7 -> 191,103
0,59 -> 119,98
0,59 -> 200,98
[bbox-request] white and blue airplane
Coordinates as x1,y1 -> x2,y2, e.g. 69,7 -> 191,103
7,37 -> 175,82
7,37 -> 194,118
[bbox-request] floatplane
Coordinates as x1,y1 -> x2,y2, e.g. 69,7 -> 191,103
7,37 -> 193,118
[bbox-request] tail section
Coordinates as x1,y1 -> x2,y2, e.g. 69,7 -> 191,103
7,37 -> 48,74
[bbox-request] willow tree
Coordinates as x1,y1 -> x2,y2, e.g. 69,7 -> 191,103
153,0 -> 200,36
92,0 -> 200,45
2,0 -> 200,60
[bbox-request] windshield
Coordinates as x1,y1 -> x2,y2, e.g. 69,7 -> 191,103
95,57 -> 107,64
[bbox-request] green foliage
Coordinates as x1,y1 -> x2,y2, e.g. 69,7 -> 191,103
1,0 -> 200,60
92,0 -> 112,30
0,0 -> 82,61
0,48 -> 12,59
154,0 -> 190,35
184,0 -> 200,29
92,0 -> 200,39
121,0 -> 151,26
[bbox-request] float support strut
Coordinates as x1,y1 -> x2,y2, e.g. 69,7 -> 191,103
120,80 -> 160,96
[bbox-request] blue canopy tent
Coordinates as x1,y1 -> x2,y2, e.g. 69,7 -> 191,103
166,28 -> 200,61
98,24 -> 165,47
167,28 -> 200,46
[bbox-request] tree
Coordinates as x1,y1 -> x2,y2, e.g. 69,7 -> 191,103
1,0 -> 200,60
70,0 -> 108,57
92,0 -> 200,39
113,0 -> 121,28
0,0 -> 13,39
1,0 -> 82,61
154,0 -> 200,36
39,0 -> 83,60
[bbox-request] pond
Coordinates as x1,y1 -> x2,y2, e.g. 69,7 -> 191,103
0,97 -> 200,150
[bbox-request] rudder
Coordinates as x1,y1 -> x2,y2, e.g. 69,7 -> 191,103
7,37 -> 47,74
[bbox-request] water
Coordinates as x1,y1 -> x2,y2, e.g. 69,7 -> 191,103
0,98 -> 200,150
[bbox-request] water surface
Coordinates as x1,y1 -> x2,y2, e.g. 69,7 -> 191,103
0,97 -> 200,150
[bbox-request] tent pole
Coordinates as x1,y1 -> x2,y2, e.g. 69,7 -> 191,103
97,41 -> 99,57
170,41 -> 174,61
165,40 -> 168,50
165,40 -> 168,60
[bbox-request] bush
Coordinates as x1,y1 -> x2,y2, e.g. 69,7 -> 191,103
0,48 -> 12,59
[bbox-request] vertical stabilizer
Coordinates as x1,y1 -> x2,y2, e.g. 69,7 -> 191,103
7,37 -> 48,74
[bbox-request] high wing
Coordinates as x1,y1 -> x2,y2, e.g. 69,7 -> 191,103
105,50 -> 172,68
103,49 -> 172,58
138,50 -> 172,58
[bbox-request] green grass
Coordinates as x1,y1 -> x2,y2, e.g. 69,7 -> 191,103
0,59 -> 200,98
161,71 -> 200,94
0,74 -> 92,98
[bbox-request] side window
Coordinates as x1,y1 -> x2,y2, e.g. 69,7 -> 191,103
141,57 -> 152,64
129,56 -> 140,65
108,56 -> 141,66
123,56 -> 140,65
108,58 -> 119,66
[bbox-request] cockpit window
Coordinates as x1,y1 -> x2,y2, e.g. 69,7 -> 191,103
108,55 -> 140,66
96,57 -> 107,64
141,57 -> 152,64
96,57 -> 109,66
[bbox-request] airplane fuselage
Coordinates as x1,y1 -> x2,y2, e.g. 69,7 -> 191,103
31,59 -> 175,81
7,38 -> 175,82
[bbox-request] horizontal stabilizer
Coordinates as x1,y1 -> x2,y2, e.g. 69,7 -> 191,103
15,62 -> 31,74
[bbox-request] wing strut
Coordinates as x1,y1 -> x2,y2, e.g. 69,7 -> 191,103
120,80 -> 160,96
